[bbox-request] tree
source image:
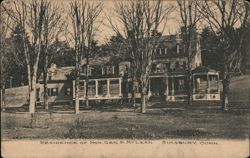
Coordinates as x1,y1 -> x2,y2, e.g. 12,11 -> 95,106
41,2 -> 66,111
0,2 -> 11,111
198,0 -> 249,110
4,0 -> 56,114
241,16 -> 250,74
200,27 -> 223,71
109,0 -> 174,113
177,0 -> 202,106
4,25 -> 28,87
48,40 -> 75,67
69,0 -> 103,114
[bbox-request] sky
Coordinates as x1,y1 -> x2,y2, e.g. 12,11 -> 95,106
2,0 -> 193,44
50,0 -> 182,44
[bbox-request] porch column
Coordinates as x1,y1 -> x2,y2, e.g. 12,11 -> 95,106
83,81 -> 86,97
217,74 -> 220,93
207,74 -> 210,93
73,80 -> 76,99
172,76 -> 175,95
119,78 -> 122,96
192,75 -> 196,93
107,79 -> 110,97
148,78 -> 151,97
95,79 -> 98,97
165,77 -> 169,99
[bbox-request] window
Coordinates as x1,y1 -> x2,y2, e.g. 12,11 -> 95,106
194,75 -> 207,93
36,89 -> 40,101
102,66 -> 114,75
209,75 -> 218,93
165,63 -> 170,71
48,88 -> 58,96
65,87 -> 72,96
98,80 -> 107,96
156,48 -> 160,55
182,62 -> 186,70
48,73 -> 52,80
161,48 -> 165,55
110,80 -> 119,95
79,82 -> 85,97
175,61 -> 180,69
88,81 -> 96,96
151,63 -> 157,72
51,88 -> 58,96
82,65 -> 92,76
164,48 -> 168,55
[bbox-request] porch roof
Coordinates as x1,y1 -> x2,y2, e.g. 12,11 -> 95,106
192,66 -> 218,74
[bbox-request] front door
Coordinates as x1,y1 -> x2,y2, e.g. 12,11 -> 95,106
149,77 -> 166,101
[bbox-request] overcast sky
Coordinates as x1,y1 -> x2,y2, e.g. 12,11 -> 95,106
53,0 -> 181,44
3,0 -> 185,44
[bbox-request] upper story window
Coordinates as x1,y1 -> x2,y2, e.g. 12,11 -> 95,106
175,61 -> 180,69
48,88 -> 58,96
102,65 -> 114,75
65,87 -> 72,96
182,61 -> 187,70
161,48 -> 167,55
165,63 -> 170,71
48,73 -> 52,80
156,48 -> 167,55
82,65 -> 92,76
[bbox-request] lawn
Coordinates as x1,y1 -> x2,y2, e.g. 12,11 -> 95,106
1,75 -> 249,140
1,108 -> 249,140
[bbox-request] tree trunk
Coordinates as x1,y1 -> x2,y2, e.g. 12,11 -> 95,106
1,84 -> 5,111
30,113 -> 37,128
187,74 -> 192,106
75,73 -> 80,114
131,77 -> 136,107
44,51 -> 48,110
222,78 -> 229,111
141,92 -> 147,113
29,84 -> 36,114
85,64 -> 89,107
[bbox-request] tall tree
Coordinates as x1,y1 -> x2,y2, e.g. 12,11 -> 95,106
198,0 -> 249,110
4,25 -> 28,87
69,0 -> 102,114
0,2 -> 11,111
200,27 -> 223,71
4,0 -> 54,114
48,40 -> 75,67
177,0 -> 202,106
41,2 -> 66,111
109,0 -> 174,113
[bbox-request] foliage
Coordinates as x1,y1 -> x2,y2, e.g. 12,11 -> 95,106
48,40 -> 75,67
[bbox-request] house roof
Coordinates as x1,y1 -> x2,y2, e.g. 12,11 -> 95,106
192,66 -> 218,74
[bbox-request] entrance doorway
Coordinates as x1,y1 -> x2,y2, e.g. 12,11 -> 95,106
149,77 -> 166,102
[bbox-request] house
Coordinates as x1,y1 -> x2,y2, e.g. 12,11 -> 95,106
37,32 -> 220,104
37,64 -> 74,103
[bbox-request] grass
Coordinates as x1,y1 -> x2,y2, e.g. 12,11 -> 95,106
1,108 -> 249,140
1,75 -> 249,140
